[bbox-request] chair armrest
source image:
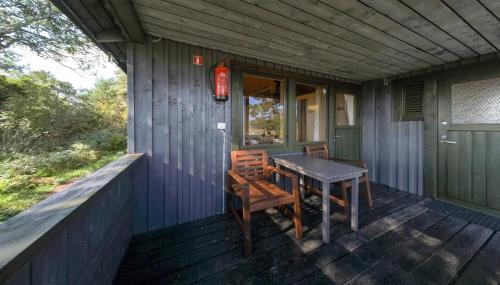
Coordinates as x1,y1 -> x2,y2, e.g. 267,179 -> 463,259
267,166 -> 299,198
227,169 -> 249,190
227,170 -> 250,207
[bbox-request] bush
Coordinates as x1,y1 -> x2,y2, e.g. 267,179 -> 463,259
0,70 -> 127,221
83,129 -> 126,152
38,143 -> 99,174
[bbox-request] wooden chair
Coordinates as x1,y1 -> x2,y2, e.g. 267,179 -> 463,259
227,149 -> 302,256
305,144 -> 373,218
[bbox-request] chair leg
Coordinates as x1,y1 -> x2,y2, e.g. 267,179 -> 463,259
364,177 -> 373,208
242,203 -> 252,256
341,183 -> 349,220
293,198 -> 303,239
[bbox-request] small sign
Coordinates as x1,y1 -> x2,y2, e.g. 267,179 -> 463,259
193,55 -> 203,66
217,122 -> 226,130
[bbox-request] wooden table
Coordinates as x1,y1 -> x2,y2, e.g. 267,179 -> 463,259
273,154 -> 367,243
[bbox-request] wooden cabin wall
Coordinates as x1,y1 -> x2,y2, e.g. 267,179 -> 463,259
127,37 -> 357,234
127,37 -> 232,234
361,80 -> 424,196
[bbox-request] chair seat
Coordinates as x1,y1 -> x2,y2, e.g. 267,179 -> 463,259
235,180 -> 295,212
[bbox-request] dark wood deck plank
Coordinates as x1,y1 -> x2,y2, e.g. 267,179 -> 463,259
296,207 -> 444,284
115,185 -> 405,283
400,223 -> 493,285
246,209 -> 445,285
117,184 -> 395,275
196,188 -> 414,284
336,199 -> 429,251
454,231 -> 500,285
120,208 -> 297,269
114,186 -> 500,285
115,202 -> 332,283
348,215 -> 468,285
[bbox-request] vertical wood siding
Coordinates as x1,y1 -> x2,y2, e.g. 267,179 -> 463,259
128,37 -> 361,234
361,80 -> 424,195
1,155 -> 141,285
128,38 -> 231,233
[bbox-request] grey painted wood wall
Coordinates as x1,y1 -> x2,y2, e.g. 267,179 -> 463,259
361,80 -> 424,196
127,37 -> 361,234
1,154 -> 141,285
128,37 -> 231,234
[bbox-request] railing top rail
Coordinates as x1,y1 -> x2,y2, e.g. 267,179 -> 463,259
0,153 -> 143,283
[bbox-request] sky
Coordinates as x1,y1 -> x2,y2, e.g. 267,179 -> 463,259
16,47 -> 119,90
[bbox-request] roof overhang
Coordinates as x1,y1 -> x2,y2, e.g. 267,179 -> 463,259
52,0 -> 500,81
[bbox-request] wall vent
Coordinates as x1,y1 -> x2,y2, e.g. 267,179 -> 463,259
402,81 -> 424,121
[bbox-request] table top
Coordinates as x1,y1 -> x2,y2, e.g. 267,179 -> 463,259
273,154 -> 367,183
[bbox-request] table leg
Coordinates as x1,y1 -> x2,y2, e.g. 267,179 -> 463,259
299,174 -> 305,200
276,164 -> 281,185
322,181 -> 330,243
351,176 -> 359,231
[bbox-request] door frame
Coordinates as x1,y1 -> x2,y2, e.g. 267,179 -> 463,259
330,87 -> 362,160
436,71 -> 500,209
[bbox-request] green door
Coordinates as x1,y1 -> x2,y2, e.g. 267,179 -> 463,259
438,75 -> 500,212
331,90 -> 360,160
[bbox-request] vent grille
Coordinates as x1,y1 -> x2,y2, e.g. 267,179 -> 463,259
403,81 -> 424,121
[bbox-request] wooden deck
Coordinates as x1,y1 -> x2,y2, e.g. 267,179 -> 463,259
114,184 -> 500,284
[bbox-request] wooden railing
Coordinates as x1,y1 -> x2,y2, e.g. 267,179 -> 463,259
0,154 -> 143,285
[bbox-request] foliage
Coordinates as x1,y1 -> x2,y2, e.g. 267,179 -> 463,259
0,69 -> 127,222
0,70 -> 127,154
0,71 -> 94,153
248,97 -> 283,141
0,151 -> 123,222
0,0 -> 101,70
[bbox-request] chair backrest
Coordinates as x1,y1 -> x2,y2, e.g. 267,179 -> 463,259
231,149 -> 268,181
305,144 -> 329,160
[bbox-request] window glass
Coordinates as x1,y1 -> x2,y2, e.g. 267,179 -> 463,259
451,77 -> 500,124
336,93 -> 356,126
243,74 -> 285,146
295,84 -> 327,142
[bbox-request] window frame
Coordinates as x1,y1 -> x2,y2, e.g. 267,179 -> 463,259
231,62 -> 360,153
292,81 -> 329,146
240,72 -> 288,149
334,92 -> 358,129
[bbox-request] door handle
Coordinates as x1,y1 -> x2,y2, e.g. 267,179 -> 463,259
440,140 -> 457,144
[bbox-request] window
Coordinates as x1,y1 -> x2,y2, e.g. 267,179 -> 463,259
451,77 -> 500,124
243,74 -> 285,146
336,93 -> 356,126
296,84 -> 327,142
402,81 -> 424,121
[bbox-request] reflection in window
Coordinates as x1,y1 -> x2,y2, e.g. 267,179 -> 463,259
451,77 -> 500,124
296,84 -> 326,142
243,74 -> 285,146
336,93 -> 356,126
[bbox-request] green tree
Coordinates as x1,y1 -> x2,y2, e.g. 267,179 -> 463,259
0,0 -> 100,70
0,71 -> 98,154
248,97 -> 282,140
83,72 -> 127,130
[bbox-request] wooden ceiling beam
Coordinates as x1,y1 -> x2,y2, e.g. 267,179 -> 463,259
95,28 -> 126,42
402,0 -> 496,55
359,0 -> 476,59
143,0 -> 412,78
142,23 -> 372,81
105,0 -> 145,43
243,0 -> 425,70
134,5 -> 391,78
